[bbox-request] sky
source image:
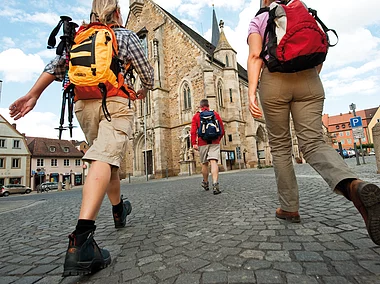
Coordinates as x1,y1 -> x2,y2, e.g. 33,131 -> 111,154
0,0 -> 379,141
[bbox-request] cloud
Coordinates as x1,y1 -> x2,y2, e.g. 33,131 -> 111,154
0,49 -> 45,83
154,0 -> 182,11
0,108 -> 86,141
1,37 -> 16,50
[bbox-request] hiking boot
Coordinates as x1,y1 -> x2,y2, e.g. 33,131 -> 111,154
62,230 -> 111,277
275,208 -> 301,223
201,181 -> 210,191
113,196 -> 132,229
213,183 -> 221,195
349,180 -> 380,245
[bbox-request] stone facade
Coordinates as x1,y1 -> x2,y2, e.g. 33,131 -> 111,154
124,0 -> 270,178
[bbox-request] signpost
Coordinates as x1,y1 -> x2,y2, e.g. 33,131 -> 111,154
349,104 -> 365,164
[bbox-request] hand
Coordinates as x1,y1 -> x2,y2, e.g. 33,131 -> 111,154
136,87 -> 148,100
193,145 -> 199,151
249,95 -> 263,118
9,94 -> 38,120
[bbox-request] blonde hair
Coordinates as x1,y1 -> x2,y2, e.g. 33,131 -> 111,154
90,0 -> 120,25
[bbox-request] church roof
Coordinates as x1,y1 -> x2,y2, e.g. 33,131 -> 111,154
158,6 -> 248,81
215,28 -> 235,53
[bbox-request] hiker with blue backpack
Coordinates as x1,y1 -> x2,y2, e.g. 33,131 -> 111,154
247,0 -> 380,245
191,99 -> 224,195
9,0 -> 154,276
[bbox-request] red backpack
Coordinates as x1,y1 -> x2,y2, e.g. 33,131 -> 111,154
257,0 -> 338,73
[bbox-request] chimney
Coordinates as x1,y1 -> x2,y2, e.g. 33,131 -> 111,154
12,123 -> 16,129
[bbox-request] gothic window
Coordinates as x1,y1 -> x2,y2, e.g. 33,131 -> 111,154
139,34 -> 148,58
226,55 -> 229,67
217,81 -> 224,108
229,88 -> 233,102
182,82 -> 191,110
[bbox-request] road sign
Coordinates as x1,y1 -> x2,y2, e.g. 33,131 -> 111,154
352,127 -> 365,139
350,116 -> 362,128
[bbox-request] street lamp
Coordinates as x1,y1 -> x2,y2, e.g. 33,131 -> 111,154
0,80 -> 3,103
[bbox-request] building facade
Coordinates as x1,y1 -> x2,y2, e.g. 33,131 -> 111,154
26,137 -> 84,190
0,115 -> 31,187
322,107 -> 378,149
125,0 -> 270,178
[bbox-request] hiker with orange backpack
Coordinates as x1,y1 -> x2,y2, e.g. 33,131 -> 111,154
9,0 -> 153,276
247,0 -> 380,245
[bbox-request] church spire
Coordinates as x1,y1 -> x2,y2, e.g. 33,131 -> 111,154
211,5 -> 220,47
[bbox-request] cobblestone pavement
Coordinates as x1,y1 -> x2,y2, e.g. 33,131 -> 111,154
0,157 -> 380,284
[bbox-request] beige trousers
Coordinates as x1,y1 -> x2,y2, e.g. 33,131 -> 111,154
259,67 -> 357,212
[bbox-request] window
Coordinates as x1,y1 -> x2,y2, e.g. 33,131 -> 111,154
50,146 -> 56,152
13,140 -> 20,149
64,159 -> 70,166
340,139 -> 345,144
229,89 -> 233,103
226,55 -> 229,67
139,34 -> 148,57
63,147 -> 70,153
217,81 -> 224,108
75,159 -> 81,166
342,124 -> 345,129
0,158 -> 4,168
12,158 -> 20,168
339,132 -> 344,137
347,139 -> 352,144
377,118 -> 380,123
182,83 -> 191,110
0,139 -> 5,148
10,177 -> 21,184
37,159 -> 44,167
51,159 -> 57,167
346,131 -> 350,136
336,125 -> 340,129
362,137 -> 367,142
228,135 -> 233,142
0,178 -> 4,186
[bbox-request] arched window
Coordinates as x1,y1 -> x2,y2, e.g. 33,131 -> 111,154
182,82 -> 191,110
217,81 -> 224,108
225,55 -> 229,67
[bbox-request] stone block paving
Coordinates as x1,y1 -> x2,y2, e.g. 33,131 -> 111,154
0,157 -> 380,283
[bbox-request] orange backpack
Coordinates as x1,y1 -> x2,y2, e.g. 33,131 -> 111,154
68,23 -> 137,119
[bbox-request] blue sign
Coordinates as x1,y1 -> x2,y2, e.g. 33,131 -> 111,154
350,117 -> 362,128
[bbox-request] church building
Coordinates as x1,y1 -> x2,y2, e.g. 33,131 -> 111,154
124,0 -> 271,178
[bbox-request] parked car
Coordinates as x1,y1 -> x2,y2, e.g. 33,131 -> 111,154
1,184 -> 32,197
369,150 -> 376,156
336,149 -> 349,159
40,182 -> 65,191
347,149 -> 356,158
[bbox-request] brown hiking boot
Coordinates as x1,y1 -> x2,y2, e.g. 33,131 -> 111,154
275,208 -> 301,223
349,180 -> 380,245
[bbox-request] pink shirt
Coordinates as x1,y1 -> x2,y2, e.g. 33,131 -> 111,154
247,12 -> 268,41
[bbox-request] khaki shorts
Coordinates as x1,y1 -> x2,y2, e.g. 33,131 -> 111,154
74,97 -> 134,168
199,144 -> 220,164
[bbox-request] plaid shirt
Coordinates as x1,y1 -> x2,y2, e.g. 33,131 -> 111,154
44,27 -> 154,90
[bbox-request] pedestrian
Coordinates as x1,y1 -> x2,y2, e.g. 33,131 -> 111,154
247,0 -> 380,245
9,0 -> 154,276
191,99 -> 224,195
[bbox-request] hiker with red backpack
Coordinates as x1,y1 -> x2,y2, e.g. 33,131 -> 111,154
9,0 -> 153,276
191,99 -> 224,195
247,0 -> 380,245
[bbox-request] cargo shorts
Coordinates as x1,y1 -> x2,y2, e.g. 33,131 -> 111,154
199,144 -> 220,164
74,97 -> 134,168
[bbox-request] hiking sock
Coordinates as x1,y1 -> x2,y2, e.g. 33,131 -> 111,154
75,219 -> 96,245
112,199 -> 124,216
336,178 -> 357,201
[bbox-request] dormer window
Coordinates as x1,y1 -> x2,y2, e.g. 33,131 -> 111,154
336,125 -> 339,129
64,147 -> 70,153
49,146 -> 56,152
342,124 -> 345,128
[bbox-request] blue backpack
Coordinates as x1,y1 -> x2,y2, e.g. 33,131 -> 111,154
198,110 -> 221,142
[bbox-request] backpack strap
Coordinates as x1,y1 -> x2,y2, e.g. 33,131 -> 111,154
255,7 -> 269,16
308,8 -> 339,47
98,83 -> 112,122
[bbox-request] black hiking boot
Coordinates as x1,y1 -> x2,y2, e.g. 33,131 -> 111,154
201,181 -> 210,191
113,196 -> 132,228
213,183 -> 221,195
62,230 -> 111,277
